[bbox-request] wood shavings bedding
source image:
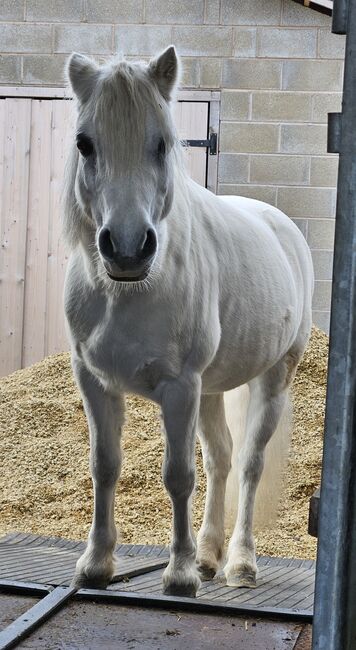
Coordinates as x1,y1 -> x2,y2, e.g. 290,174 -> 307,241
0,326 -> 328,559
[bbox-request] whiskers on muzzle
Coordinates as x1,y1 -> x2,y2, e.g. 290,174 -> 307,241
91,243 -> 161,296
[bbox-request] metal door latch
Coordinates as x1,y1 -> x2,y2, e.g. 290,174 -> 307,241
182,132 -> 217,155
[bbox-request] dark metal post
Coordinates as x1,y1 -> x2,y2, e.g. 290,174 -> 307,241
332,0 -> 349,33
312,0 -> 356,648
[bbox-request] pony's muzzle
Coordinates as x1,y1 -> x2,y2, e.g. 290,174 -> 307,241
98,226 -> 157,281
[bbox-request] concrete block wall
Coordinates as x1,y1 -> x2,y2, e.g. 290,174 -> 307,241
0,0 -> 345,332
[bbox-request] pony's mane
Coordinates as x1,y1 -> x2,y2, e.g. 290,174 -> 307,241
62,55 -> 188,251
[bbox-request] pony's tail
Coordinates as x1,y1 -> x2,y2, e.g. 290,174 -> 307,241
223,385 -> 292,534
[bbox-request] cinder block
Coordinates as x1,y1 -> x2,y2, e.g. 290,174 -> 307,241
310,156 -> 339,187
146,0 -> 204,24
277,187 -> 336,218
221,91 -> 250,120
313,280 -> 331,311
204,0 -> 220,24
23,54 -> 67,85
55,24 -> 112,54
312,93 -> 342,123
257,27 -> 316,58
250,155 -> 310,185
311,250 -> 334,281
281,0 -> 330,26
0,24 -> 52,54
252,91 -> 312,122
220,122 -> 279,153
233,27 -> 257,58
218,183 -> 277,206
291,218 -> 308,238
282,60 -> 343,91
86,0 -> 142,23
26,0 -> 83,22
280,124 -> 327,155
0,55 -> 21,83
200,58 -> 221,88
221,0 -> 282,25
218,154 -> 249,183
115,26 -> 173,56
222,59 -> 282,90
172,26 -> 233,56
318,30 -> 345,59
307,219 -> 335,250
0,0 -> 23,21
312,310 -> 330,334
180,58 -> 200,87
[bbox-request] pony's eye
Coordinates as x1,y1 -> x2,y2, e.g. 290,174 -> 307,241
157,138 -> 166,158
76,134 -> 94,158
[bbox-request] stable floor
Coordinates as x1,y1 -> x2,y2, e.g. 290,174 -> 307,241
0,533 -> 314,649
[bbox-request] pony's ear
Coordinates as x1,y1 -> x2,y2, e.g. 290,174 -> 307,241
66,52 -> 99,104
148,46 -> 180,102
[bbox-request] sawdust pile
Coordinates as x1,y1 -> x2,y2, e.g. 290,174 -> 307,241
0,326 -> 328,559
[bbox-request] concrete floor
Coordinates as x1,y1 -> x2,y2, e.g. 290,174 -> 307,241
0,592 -> 313,649
0,598 -> 309,650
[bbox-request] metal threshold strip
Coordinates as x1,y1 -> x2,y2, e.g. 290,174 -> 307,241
74,586 -> 313,622
0,585 -> 75,650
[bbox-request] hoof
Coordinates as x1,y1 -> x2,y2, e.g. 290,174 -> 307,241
225,567 -> 257,589
71,569 -> 113,590
163,581 -> 198,598
71,574 -> 110,590
72,549 -> 116,591
197,562 -> 217,581
162,563 -> 201,598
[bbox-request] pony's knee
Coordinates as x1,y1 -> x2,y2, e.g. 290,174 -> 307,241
91,455 -> 121,487
163,461 -> 195,500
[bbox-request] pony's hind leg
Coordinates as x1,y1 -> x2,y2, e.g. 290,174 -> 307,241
71,358 -> 125,589
224,350 -> 298,588
197,393 -> 233,580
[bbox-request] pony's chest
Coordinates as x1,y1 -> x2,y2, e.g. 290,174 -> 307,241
72,297 -> 179,397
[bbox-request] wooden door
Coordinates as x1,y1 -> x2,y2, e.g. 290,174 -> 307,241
0,97 -> 209,376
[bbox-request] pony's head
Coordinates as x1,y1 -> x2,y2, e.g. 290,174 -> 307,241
66,46 -> 180,284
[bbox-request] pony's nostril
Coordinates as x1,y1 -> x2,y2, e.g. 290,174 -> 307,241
98,227 -> 115,261
141,228 -> 157,260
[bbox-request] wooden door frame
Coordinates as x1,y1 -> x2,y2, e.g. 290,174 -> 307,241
0,87 -> 220,193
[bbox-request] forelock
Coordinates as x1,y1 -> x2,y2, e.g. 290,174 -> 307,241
84,58 -> 176,174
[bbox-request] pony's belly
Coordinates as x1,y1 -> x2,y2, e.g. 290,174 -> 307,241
202,363 -> 254,394
202,324 -> 296,393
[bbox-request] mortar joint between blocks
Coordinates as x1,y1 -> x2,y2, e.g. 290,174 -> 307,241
82,0 -> 88,23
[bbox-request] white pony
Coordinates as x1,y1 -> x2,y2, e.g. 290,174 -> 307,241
63,46 -> 314,597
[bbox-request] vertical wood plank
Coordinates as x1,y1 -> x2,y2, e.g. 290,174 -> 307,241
0,99 -> 5,261
0,99 -> 31,377
46,99 -> 73,357
22,99 -> 52,368
173,101 -> 209,187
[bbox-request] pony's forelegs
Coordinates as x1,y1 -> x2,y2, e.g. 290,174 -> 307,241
71,358 -> 125,589
224,359 -> 291,589
197,393 -> 232,580
161,373 -> 201,598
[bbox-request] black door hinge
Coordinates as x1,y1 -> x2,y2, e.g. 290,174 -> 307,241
182,132 -> 217,155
